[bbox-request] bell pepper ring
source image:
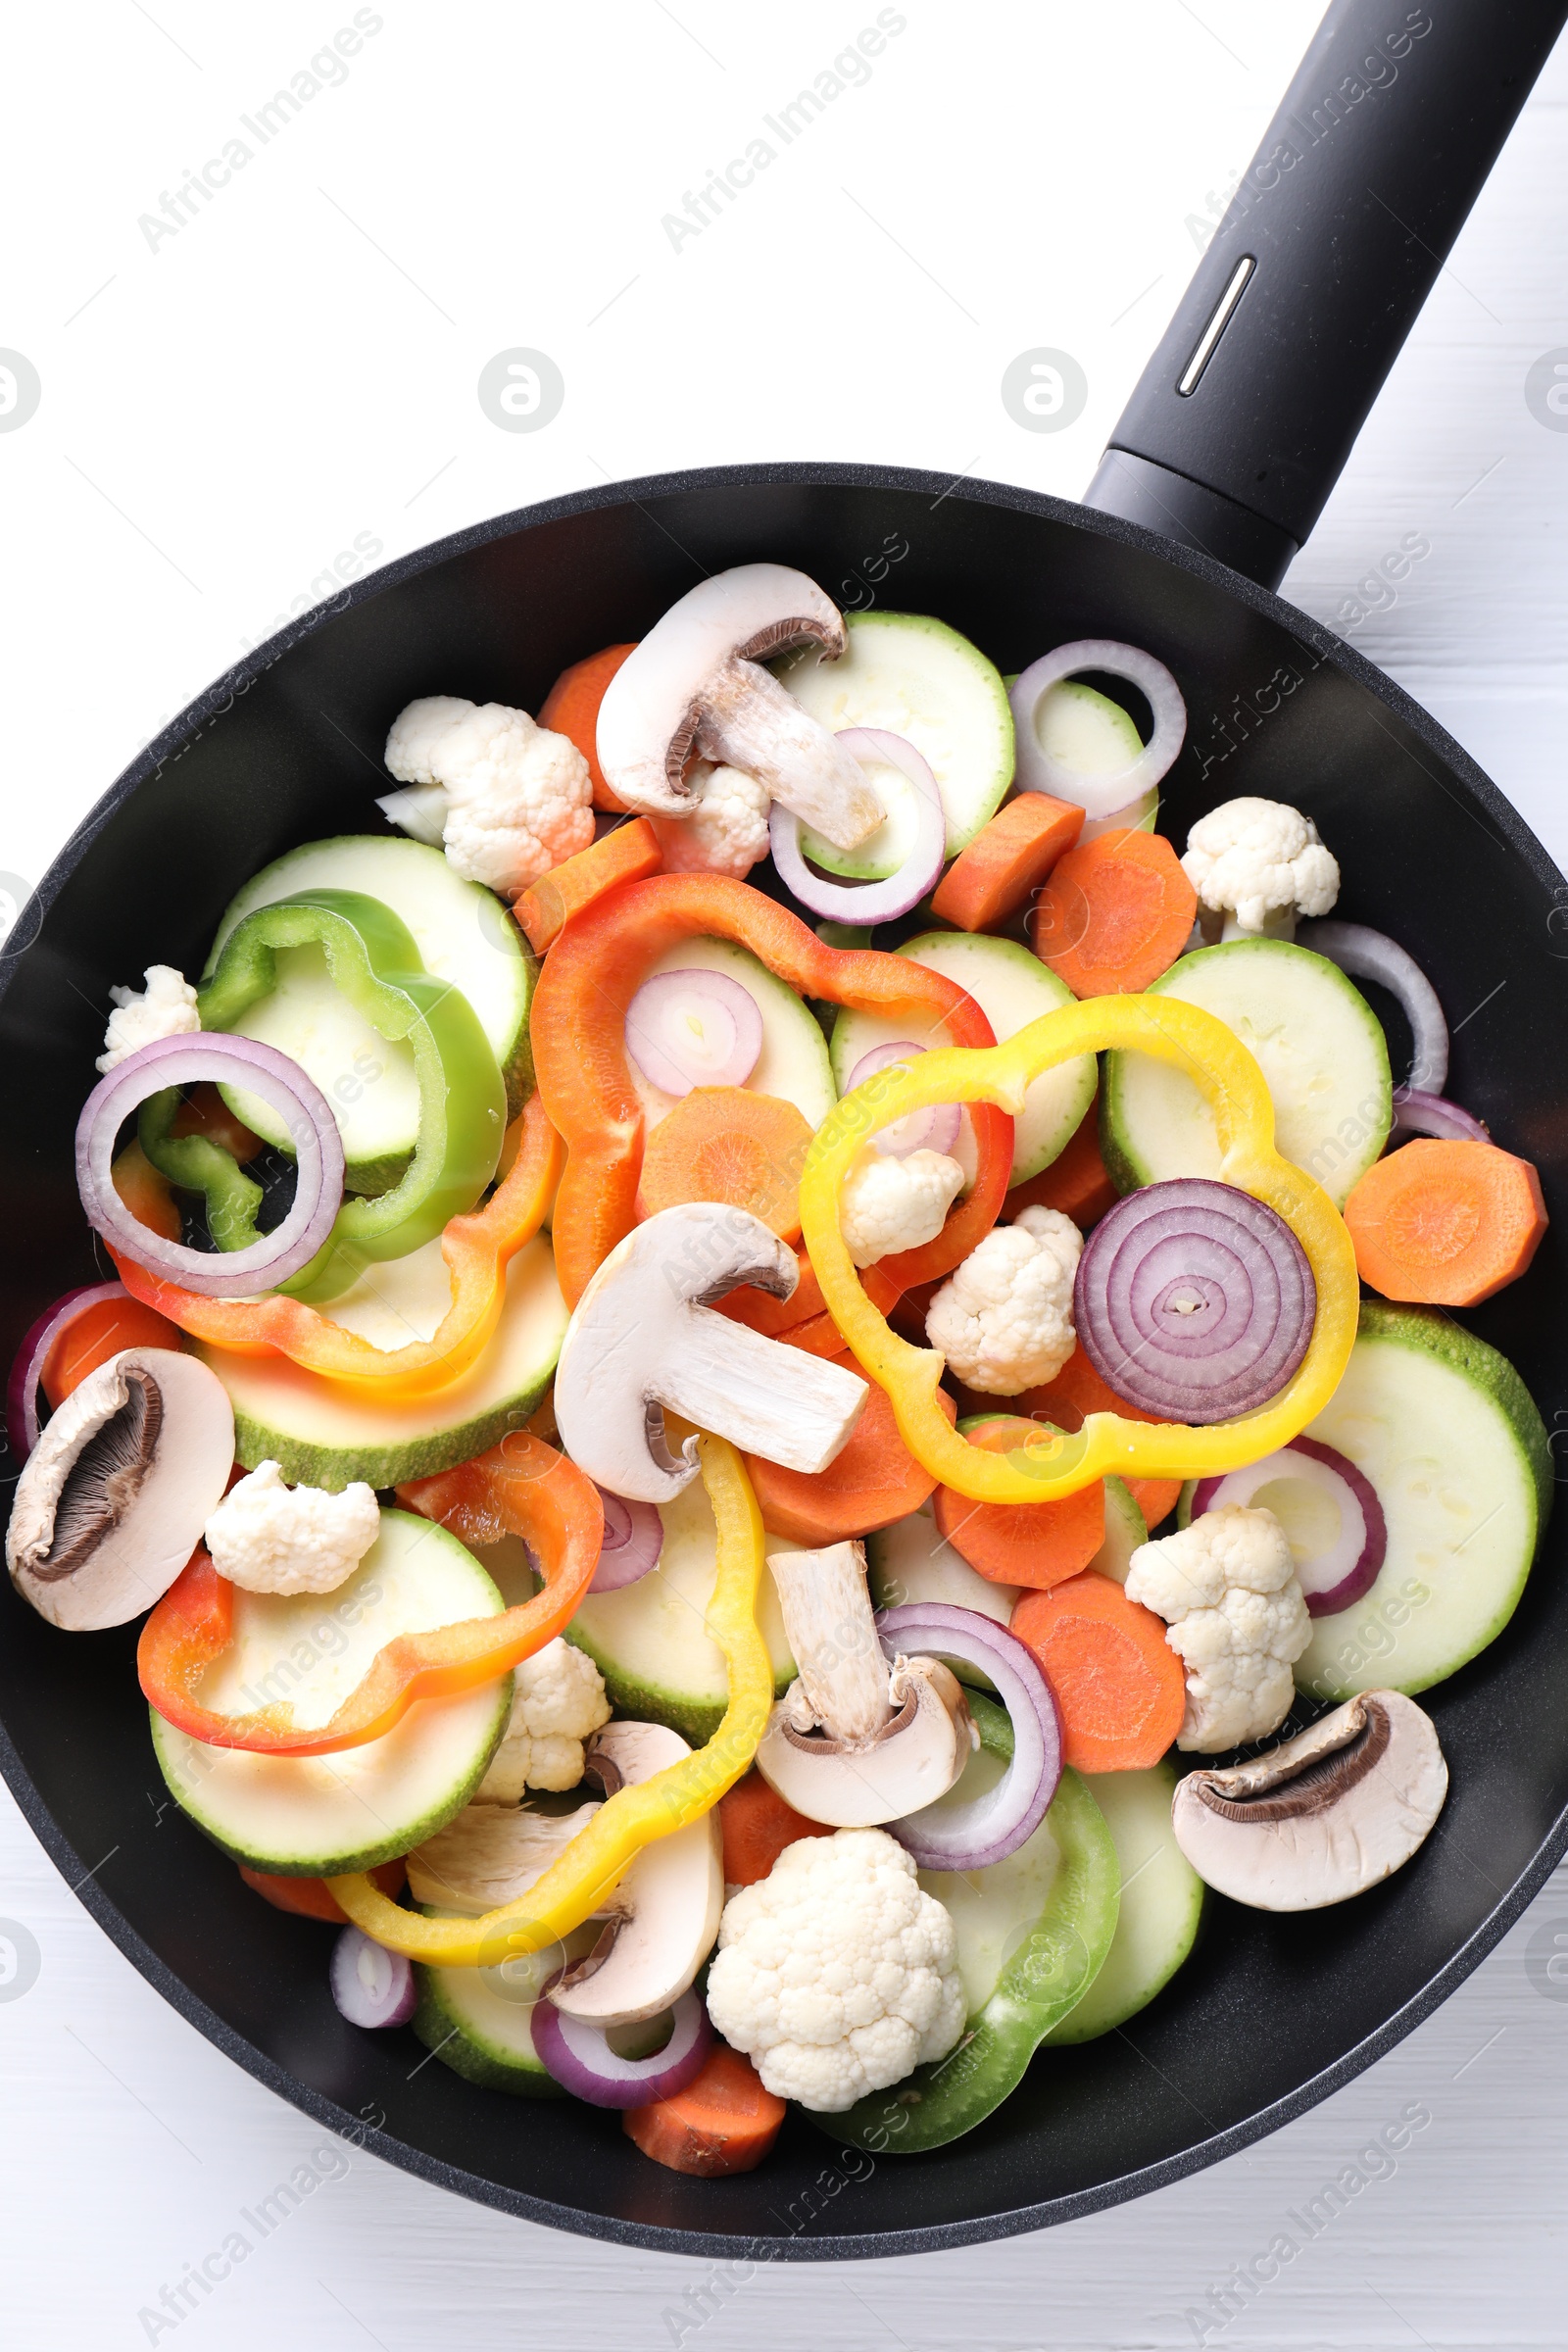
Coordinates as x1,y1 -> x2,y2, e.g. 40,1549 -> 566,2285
197,887 -> 508,1303
531,871 -> 1014,1307
136,1432 -> 601,1754
110,1095 -> 564,1400
798,994 -> 1359,1503
329,1433 -> 772,1968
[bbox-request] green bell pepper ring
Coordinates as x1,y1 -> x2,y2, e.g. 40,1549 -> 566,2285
823,1770 -> 1121,2155
196,888 -> 506,1303
137,1088 -> 267,1251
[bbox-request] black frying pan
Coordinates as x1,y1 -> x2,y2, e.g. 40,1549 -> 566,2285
3,0 -> 1566,2259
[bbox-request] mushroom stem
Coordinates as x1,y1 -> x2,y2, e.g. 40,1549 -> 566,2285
696,661 -> 885,851
767,1541 -> 892,1745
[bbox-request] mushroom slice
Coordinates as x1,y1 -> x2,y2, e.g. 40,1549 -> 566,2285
1170,1690 -> 1447,1911
552,1202 -> 868,1504
755,1541 -> 975,1829
548,1721 -> 723,2029
407,1799 -> 603,1916
595,564 -> 885,851
6,1348 -> 234,1632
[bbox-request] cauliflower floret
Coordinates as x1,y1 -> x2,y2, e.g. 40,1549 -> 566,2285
383,695 -> 593,894
839,1148 -> 965,1268
652,760 -> 771,880
96,964 -> 199,1075
1181,797 -> 1340,938
924,1205 -> 1082,1395
474,1638 -> 612,1798
1125,1502 -> 1311,1751
203,1460 -> 380,1596
706,1828 -> 965,2112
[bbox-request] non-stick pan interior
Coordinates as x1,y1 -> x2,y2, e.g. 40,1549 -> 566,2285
2,466 -> 1564,2254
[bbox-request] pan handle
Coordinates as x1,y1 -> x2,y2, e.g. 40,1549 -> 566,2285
1083,0 -> 1568,588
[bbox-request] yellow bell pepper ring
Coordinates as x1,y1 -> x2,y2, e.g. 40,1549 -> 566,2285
328,1434 -> 772,1968
798,994 -> 1359,1504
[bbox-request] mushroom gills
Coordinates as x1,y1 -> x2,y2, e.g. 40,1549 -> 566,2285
24,1367 -> 163,1579
1170,1690 -> 1447,1911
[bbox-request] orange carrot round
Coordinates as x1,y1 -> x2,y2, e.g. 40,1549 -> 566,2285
745,1355 -> 954,1543
1010,1569 -> 1186,1771
1013,1345 -> 1181,1529
623,2043 -> 786,2177
933,1415 -> 1104,1589
717,1771 -> 833,1886
239,1857 -> 407,1923
635,1087 -> 814,1243
1032,827 -> 1197,997
1004,1096 -> 1117,1230
1345,1137 -> 1547,1305
514,817 -> 662,953
169,1082 -> 262,1163
539,641 -> 638,810
930,792 -> 1085,932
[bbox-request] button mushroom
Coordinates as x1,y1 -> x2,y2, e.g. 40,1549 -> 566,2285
6,1348 -> 235,1632
1170,1689 -> 1447,1910
755,1541 -> 975,1829
407,1796 -> 603,1914
595,564 -> 886,851
552,1202 -> 868,1504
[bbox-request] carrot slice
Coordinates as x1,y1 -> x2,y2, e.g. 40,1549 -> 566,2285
239,1857 -> 407,1924
635,1087 -> 814,1244
1011,1570 -> 1185,1771
933,1415 -> 1104,1589
514,817 -> 662,954
1344,1138 -> 1547,1305
1004,1096 -> 1117,1230
539,641 -> 638,811
930,793 -> 1085,932
717,1770 -> 833,1886
745,1354 -> 954,1542
623,2042 -> 786,2177
42,1294 -> 184,1410
1014,1346 -> 1181,1529
1032,828 -> 1197,997
169,1081 -> 262,1163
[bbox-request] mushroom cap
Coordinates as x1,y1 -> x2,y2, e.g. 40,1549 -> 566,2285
755,1655 -> 973,1830
406,1798 -> 602,1915
1170,1689 -> 1447,1910
6,1348 -> 234,1632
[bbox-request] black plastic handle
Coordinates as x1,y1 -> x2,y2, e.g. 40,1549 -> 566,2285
1084,0 -> 1568,587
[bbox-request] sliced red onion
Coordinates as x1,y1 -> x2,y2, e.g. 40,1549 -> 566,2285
1390,1089 -> 1489,1145
75,1033 -> 344,1297
625,967 -> 763,1097
770,729 -> 946,922
1010,640 -> 1186,819
1190,1435 -> 1386,1617
1079,783 -> 1160,845
6,1282 -> 128,1460
330,1926 -> 416,2029
845,1042 -> 961,1160
1295,919 -> 1447,1095
1075,1178 -> 1315,1425
533,1980 -> 711,2107
874,1603 -> 1062,1871
590,1484 -> 664,1592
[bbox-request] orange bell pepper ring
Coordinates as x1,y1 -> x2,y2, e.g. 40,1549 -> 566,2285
531,872 -> 1014,1306
110,1095 -> 564,1399
137,1432 -> 601,1755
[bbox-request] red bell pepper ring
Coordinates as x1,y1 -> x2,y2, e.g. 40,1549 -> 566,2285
137,1434 -> 602,1756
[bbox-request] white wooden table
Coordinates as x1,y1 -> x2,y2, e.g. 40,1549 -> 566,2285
4,5 -> 1567,2342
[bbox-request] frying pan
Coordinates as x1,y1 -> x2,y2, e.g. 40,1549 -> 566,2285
3,0 -> 1566,2259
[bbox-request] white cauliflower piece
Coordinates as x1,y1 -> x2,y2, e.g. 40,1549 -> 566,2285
383,695 -> 593,895
475,1638 -> 612,1799
203,1460 -> 380,1596
652,760 -> 771,880
1124,1502 -> 1311,1752
924,1205 -> 1082,1395
840,1148 -> 965,1268
1181,797 -> 1340,938
706,1828 -> 965,2112
96,965 -> 200,1075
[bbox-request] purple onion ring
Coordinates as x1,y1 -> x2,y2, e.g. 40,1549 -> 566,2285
532,1979 -> 711,2108
1190,1435 -> 1387,1617
589,1485 -> 664,1592
875,1602 -> 1062,1871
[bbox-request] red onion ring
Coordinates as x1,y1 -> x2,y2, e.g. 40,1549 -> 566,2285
1190,1435 -> 1386,1617
624,966 -> 763,1097
75,1033 -> 344,1297
1389,1089 -> 1489,1145
1075,1178 -> 1315,1424
1296,919 -> 1447,1095
6,1282 -> 128,1461
330,1926 -> 416,2029
589,1485 -> 664,1592
769,729 -> 946,922
874,1603 -> 1062,1871
845,1042 -> 961,1160
532,1980 -> 711,2107
1010,640 -> 1186,818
